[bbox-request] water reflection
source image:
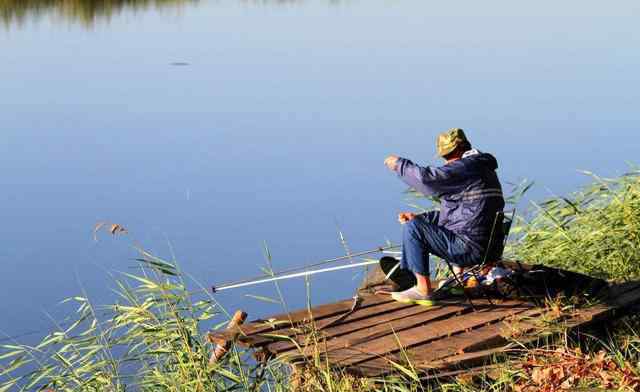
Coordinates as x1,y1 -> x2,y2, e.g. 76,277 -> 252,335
1,0 -> 345,27
0,0 -> 199,26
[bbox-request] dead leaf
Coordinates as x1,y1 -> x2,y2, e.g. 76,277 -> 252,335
93,221 -> 128,241
532,367 -> 544,385
110,223 -> 127,235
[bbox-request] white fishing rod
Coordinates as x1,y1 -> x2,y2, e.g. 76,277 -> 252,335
211,244 -> 399,293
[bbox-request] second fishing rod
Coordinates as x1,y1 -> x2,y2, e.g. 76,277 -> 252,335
210,244 -> 400,293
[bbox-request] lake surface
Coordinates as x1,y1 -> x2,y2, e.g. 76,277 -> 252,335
1,0 -> 639,342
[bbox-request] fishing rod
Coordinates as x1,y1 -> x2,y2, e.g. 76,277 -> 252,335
211,244 -> 399,293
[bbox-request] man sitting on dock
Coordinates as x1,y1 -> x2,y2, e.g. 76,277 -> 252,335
384,128 -> 505,305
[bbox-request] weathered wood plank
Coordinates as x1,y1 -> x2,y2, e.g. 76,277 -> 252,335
268,298 -> 476,353
344,307 -> 548,377
323,303 -> 532,367
264,299 -> 470,354
313,291 -> 451,330
280,301 -> 532,366
207,265 -> 640,380
350,324 -> 507,377
414,284 -> 640,372
209,293 -> 394,344
349,282 -> 640,376
247,298 -> 428,348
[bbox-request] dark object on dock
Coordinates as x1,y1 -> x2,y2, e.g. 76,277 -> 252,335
378,255 -> 416,291
208,262 -> 635,380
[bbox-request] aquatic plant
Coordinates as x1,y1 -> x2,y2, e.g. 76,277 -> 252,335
3,169 -> 640,391
0,248 -> 420,392
508,169 -> 640,280
0,249 -> 259,391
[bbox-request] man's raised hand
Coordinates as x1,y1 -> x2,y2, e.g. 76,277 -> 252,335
398,212 -> 416,224
384,155 -> 399,171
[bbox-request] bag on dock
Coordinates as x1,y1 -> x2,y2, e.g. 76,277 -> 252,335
501,264 -> 608,300
359,257 -> 607,303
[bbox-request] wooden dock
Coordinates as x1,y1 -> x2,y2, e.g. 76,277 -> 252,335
208,264 -> 640,379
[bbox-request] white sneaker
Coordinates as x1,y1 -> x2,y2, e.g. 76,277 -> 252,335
391,286 -> 437,306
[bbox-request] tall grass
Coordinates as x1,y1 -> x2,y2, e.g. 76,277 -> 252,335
509,169 -> 640,280
0,249 -> 421,391
0,249 -> 260,391
2,169 -> 640,391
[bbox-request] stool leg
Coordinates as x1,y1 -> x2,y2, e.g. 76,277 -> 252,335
471,268 -> 494,306
443,260 -> 476,311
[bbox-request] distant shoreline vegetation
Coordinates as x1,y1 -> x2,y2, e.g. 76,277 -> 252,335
0,0 -> 200,27
0,0 -> 345,27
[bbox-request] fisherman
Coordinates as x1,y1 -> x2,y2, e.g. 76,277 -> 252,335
384,128 -> 505,304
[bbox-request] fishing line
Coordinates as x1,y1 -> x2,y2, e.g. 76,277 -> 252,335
210,244 -> 399,293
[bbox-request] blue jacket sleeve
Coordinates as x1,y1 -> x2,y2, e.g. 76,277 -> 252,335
394,158 -> 465,197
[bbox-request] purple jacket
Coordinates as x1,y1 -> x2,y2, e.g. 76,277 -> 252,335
395,150 -> 505,252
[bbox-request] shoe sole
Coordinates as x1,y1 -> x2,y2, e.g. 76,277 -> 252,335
391,295 -> 437,307
412,299 -> 437,306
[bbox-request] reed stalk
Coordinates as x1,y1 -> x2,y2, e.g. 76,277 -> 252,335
2,168 -> 640,391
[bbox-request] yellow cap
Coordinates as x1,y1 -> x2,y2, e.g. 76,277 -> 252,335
436,128 -> 469,157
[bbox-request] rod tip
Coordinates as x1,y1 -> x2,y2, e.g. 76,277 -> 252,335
211,286 -> 217,293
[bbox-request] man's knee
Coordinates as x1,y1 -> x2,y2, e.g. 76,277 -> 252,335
403,217 -> 441,245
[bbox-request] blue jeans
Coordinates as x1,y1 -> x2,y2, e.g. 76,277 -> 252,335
400,211 -> 482,276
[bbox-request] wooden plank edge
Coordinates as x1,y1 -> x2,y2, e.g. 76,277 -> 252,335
315,283 -> 640,378
283,302 -> 533,369
209,293 -> 395,343
415,283 -> 640,374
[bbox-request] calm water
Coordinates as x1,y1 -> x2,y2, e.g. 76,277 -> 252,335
1,0 -> 639,341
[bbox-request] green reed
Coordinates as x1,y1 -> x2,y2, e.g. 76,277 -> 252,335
2,169 -> 640,391
0,249 -> 258,391
508,168 -> 640,280
0,248 -> 420,391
